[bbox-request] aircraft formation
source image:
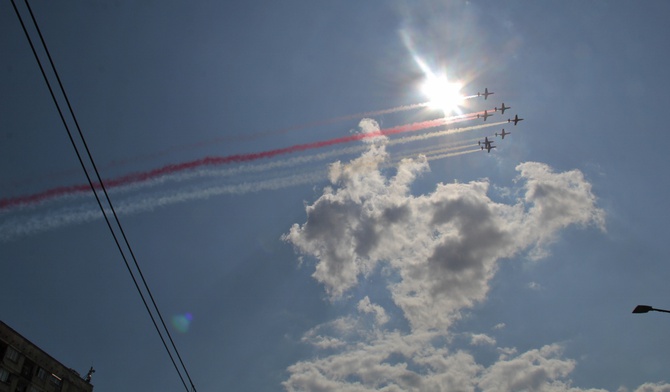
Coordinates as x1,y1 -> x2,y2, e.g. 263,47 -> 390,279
474,88 -> 524,153
478,136 -> 496,153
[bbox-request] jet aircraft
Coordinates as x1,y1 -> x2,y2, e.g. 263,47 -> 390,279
495,103 -> 510,114
496,129 -> 510,139
482,143 -> 496,153
478,88 -> 494,100
478,136 -> 494,148
507,114 -> 524,125
478,110 -> 493,121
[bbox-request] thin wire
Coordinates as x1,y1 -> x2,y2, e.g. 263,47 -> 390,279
8,4 -> 190,390
12,1 -> 196,390
22,4 -> 198,391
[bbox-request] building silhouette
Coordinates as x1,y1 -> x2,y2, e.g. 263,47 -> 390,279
0,321 -> 93,392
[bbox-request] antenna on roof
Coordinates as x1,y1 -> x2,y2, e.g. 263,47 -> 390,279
85,367 -> 95,383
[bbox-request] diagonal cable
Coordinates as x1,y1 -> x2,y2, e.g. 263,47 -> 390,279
11,1 -> 197,390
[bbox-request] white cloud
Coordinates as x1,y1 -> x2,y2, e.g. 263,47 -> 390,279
516,162 -> 606,259
284,327 -> 482,392
356,118 -> 387,145
284,140 -> 429,300
497,347 -> 518,360
282,131 -> 617,391
478,345 -> 576,392
357,296 -> 390,326
470,333 -> 496,346
631,383 -> 670,392
300,317 -> 363,350
286,326 -> 613,392
284,136 -> 604,331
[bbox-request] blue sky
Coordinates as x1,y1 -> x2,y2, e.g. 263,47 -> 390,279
2,1 -> 670,391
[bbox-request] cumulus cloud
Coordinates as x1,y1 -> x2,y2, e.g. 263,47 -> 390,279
516,162 -> 606,259
629,384 -> 670,392
470,333 -> 496,346
479,345 -> 581,392
357,296 -> 390,326
284,327 -> 482,392
283,134 -> 604,330
285,326 -> 613,392
356,118 -> 387,145
282,128 -> 614,391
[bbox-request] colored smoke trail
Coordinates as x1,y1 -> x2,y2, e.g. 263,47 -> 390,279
184,102 -> 435,143
2,122 -> 503,214
0,115 -> 497,242
0,101 -> 445,192
0,143 -> 482,242
104,120 -> 503,199
0,143 -> 486,243
102,102 -> 434,170
1,114 -> 481,210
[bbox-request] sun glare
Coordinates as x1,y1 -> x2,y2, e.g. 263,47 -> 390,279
421,75 -> 464,115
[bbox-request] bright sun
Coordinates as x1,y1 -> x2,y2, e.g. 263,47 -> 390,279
421,75 -> 464,115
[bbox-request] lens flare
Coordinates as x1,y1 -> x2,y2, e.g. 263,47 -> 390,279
421,75 -> 464,115
172,313 -> 193,333
408,51 -> 465,116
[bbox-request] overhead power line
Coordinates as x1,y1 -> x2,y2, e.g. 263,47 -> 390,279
10,1 -> 197,391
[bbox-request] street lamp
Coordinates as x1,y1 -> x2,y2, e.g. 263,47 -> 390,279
632,305 -> 670,314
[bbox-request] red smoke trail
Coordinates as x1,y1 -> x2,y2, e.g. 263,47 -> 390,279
9,102 -> 431,190
1,115 -> 476,210
105,102 -> 433,169
2,102 -> 433,192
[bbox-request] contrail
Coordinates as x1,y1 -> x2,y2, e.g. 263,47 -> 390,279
1,114 -> 487,210
107,98 -> 480,153
387,120 -> 506,147
1,119 -> 505,215
0,123 -> 495,241
0,101 -> 437,192
106,120 -> 502,199
424,148 -> 481,161
93,102 -> 436,171
0,144 -> 481,242
88,131 -> 488,201
397,142 -> 477,161
0,170 -> 328,242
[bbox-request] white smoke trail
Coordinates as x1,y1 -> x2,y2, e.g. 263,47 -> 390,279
2,121 -> 505,215
387,120 -> 506,147
0,170 -> 328,241
122,120 -> 504,193
0,119 -> 508,240
397,143 -> 477,161
424,148 -> 481,161
1,142 -> 482,242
